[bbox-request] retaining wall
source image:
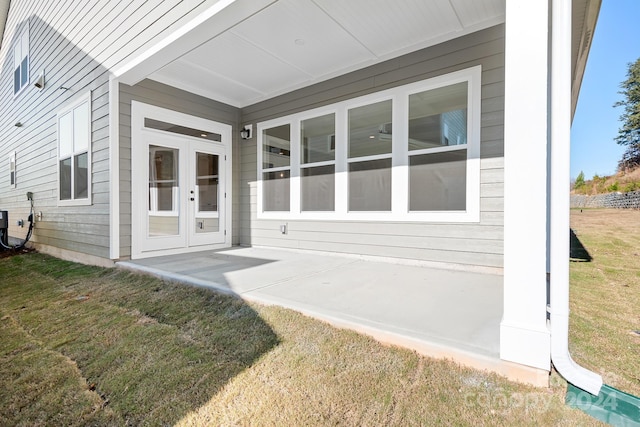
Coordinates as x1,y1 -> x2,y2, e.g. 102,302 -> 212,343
570,191 -> 640,209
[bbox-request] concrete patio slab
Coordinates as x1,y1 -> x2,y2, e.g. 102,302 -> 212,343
117,247 -> 547,385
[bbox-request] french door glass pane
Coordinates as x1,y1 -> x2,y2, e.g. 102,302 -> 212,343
196,153 -> 218,212
301,165 -> 335,211
409,82 -> 467,151
348,100 -> 392,158
301,114 -> 335,164
263,125 -> 290,169
263,170 -> 290,211
409,150 -> 466,211
148,145 -> 179,237
348,158 -> 391,211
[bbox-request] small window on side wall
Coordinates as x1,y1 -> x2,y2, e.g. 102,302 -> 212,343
9,152 -> 16,187
14,25 -> 29,95
58,93 -> 91,205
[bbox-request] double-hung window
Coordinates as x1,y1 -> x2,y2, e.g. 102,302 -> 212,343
257,66 -> 481,222
58,93 -> 91,205
14,25 -> 29,95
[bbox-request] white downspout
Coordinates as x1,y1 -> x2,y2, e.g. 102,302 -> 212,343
549,0 -> 602,396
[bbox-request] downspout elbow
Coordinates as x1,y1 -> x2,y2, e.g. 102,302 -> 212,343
550,311 -> 602,396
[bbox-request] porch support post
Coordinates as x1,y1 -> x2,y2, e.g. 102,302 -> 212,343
500,0 -> 551,371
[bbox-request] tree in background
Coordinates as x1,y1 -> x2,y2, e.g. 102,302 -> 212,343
574,171 -> 586,189
615,58 -> 640,170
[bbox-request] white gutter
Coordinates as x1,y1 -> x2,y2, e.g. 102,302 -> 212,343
549,0 -> 602,396
0,0 -> 10,49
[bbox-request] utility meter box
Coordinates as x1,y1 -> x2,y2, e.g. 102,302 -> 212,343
0,210 -> 8,230
0,210 -> 8,249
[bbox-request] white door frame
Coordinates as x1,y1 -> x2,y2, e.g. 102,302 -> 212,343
131,101 -> 232,259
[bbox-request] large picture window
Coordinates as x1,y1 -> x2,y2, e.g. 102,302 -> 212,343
58,94 -> 91,205
257,66 -> 481,222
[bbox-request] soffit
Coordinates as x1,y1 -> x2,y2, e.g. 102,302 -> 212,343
147,0 -> 505,108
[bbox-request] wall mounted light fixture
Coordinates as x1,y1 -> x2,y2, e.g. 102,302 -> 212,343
240,124 -> 252,140
33,71 -> 45,90
14,122 -> 22,127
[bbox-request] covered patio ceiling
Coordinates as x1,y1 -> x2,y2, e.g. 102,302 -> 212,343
115,0 -> 596,110
117,0 -> 505,108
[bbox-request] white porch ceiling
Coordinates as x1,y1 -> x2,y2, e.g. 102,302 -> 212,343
147,0 -> 505,108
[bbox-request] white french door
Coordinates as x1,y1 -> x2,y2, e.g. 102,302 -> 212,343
131,102 -> 231,259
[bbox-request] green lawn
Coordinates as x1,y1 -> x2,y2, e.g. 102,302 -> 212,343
569,209 -> 640,397
0,230 -> 620,425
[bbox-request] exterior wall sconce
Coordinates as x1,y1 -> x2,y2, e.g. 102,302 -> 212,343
14,122 -> 22,127
33,71 -> 45,90
240,124 -> 252,140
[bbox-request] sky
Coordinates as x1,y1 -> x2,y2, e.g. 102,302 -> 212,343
571,0 -> 640,179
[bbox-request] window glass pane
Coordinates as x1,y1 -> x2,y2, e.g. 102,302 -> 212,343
263,170 -> 290,211
73,102 -> 90,152
21,31 -> 28,61
10,154 -> 15,186
197,153 -> 218,212
348,100 -> 392,158
301,114 -> 335,164
144,118 -> 221,142
409,82 -> 467,151
14,67 -> 20,94
409,150 -> 467,211
301,165 -> 335,211
14,43 -> 20,68
149,146 -> 178,211
348,158 -> 391,211
74,153 -> 88,199
263,125 -> 290,169
20,57 -> 28,87
59,112 -> 73,157
59,158 -> 71,200
195,217 -> 219,234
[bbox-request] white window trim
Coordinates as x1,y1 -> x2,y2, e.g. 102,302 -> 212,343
13,22 -> 29,97
57,92 -> 92,207
9,151 -> 16,188
257,65 -> 481,222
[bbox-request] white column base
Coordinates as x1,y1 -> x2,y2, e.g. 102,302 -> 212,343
500,321 -> 551,371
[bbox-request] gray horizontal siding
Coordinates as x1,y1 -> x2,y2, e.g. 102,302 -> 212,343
238,25 -> 505,269
0,0 -> 220,258
118,79 -> 241,258
0,2 -> 112,258
0,0 -> 222,261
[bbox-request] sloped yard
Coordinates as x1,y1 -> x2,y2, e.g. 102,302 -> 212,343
0,250 -> 605,425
